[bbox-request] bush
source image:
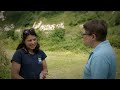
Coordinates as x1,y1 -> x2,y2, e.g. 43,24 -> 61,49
50,29 -> 65,43
14,31 -> 21,41
0,32 -> 7,39
40,11 -> 63,18
107,35 -> 120,48
114,13 -> 120,26
0,42 -> 10,79
35,30 -> 45,41
108,25 -> 120,35
109,12 -> 120,27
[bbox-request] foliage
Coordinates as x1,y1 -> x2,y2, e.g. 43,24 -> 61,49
39,11 -> 64,18
107,35 -> 120,48
0,11 -> 120,79
109,12 -> 120,26
1,11 -> 120,50
50,29 -> 65,43
0,41 -> 10,79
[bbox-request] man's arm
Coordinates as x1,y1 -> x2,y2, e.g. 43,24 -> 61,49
91,56 -> 109,79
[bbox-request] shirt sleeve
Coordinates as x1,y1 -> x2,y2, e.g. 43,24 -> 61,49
39,50 -> 47,61
90,55 -> 109,79
11,50 -> 22,64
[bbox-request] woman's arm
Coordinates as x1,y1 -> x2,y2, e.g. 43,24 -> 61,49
40,59 -> 48,79
11,61 -> 24,79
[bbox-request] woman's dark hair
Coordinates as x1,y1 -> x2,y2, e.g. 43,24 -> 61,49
16,28 -> 40,53
83,19 -> 107,41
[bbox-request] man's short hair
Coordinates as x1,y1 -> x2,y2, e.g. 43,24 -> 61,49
83,19 -> 107,41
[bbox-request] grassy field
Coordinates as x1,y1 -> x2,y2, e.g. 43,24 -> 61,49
45,51 -> 88,79
0,49 -> 89,79
45,48 -> 120,79
115,48 -> 120,79
0,48 -> 120,79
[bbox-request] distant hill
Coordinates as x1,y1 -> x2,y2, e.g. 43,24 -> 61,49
0,11 -> 120,49
1,11 -> 120,29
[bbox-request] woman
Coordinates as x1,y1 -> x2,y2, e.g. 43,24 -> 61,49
11,28 -> 48,79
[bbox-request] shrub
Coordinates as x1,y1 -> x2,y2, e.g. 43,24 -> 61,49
107,35 -> 120,48
50,29 -> 65,43
35,30 -> 45,41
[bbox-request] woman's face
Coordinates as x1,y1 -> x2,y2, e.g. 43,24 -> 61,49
24,35 -> 37,50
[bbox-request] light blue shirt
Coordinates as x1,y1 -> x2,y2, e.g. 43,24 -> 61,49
83,40 -> 116,79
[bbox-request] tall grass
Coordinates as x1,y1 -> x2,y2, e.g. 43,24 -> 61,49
114,48 -> 120,79
0,41 -> 11,79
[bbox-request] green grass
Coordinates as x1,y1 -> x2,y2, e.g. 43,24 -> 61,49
0,38 -> 120,79
0,50 -> 89,79
45,51 -> 88,79
45,49 -> 120,79
0,48 -> 120,79
0,53 -> 11,79
114,48 -> 120,79
0,63 -> 11,79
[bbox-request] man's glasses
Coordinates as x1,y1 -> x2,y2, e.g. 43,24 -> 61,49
81,33 -> 91,36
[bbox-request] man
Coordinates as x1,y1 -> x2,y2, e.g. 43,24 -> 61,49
82,19 -> 116,79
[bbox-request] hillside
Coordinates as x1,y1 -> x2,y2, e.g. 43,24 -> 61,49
0,11 -> 120,79
0,11 -> 120,50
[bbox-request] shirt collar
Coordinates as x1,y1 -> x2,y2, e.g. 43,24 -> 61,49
92,40 -> 110,53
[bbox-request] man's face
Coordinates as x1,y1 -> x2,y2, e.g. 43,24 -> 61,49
81,30 -> 93,47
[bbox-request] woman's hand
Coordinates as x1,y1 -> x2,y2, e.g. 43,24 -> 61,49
39,70 -> 48,79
